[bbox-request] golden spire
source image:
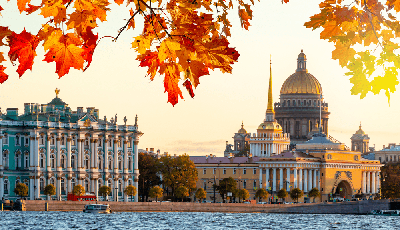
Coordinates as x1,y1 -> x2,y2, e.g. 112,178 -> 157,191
359,121 -> 362,130
241,121 -> 244,129
55,88 -> 60,98
267,55 -> 274,112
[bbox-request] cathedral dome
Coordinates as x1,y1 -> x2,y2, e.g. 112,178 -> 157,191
238,121 -> 247,134
280,72 -> 322,95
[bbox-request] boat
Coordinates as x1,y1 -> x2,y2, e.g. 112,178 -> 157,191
369,210 -> 400,216
83,204 -> 111,214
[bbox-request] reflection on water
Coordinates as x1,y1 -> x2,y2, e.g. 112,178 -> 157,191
0,211 -> 398,229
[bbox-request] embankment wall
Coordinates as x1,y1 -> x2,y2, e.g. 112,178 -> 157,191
21,200 -> 390,214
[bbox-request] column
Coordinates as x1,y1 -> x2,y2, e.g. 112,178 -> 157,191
123,180 -> 128,202
259,168 -> 263,189
56,177 -> 61,200
293,168 -> 297,188
366,171 -> 371,194
372,171 -> 376,194
250,143 -> 253,156
67,137 -> 71,170
114,179 -> 118,202
35,177 -> 40,199
77,139 -> 82,169
272,168 -> 276,192
266,168 -> 270,190
362,171 -> 366,193
279,168 -> 283,190
46,136 -> 51,171
67,176 -> 72,193
29,178 -> 34,200
94,139 -> 98,169
35,136 -> 39,168
0,135 -> 3,168
318,170 -> 321,190
308,169 -> 312,190
105,179 -> 109,201
56,136 -> 61,170
133,139 -> 139,202
114,139 -> 118,172
124,138 -> 128,173
286,168 -> 290,191
29,136 -> 34,168
376,173 -> 380,194
303,169 -> 308,192
94,178 -> 99,199
260,143 -> 263,156
313,170 -> 317,189
299,169 -> 303,190
91,139 -> 95,169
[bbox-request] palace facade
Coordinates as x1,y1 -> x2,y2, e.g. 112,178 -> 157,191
0,90 -> 143,201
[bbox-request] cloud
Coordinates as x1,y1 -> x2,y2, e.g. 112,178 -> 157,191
164,139 -> 226,156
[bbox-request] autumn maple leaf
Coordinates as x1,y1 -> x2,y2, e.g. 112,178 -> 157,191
43,30 -> 85,77
0,65 -> 8,83
81,27 -> 98,71
8,29 -> 39,77
183,79 -> 195,98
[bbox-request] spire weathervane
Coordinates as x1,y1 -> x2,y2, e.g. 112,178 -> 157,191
267,55 -> 274,112
55,88 -> 60,98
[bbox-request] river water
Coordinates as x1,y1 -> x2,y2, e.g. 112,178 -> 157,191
0,211 -> 398,229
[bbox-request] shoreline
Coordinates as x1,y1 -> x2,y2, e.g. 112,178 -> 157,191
16,199 -> 390,214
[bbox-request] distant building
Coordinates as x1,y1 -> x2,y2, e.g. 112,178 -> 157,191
191,155 -> 260,202
350,123 -> 370,154
0,89 -> 143,202
374,143 -> 400,163
223,122 -> 250,157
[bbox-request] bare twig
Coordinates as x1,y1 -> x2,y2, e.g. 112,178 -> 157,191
113,9 -> 141,42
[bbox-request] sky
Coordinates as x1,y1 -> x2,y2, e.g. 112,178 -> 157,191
1,0 -> 400,156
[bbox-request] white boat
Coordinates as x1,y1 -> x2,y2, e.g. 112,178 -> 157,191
369,210 -> 400,216
83,204 -> 111,214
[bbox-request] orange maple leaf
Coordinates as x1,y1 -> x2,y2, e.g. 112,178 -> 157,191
183,79 -> 195,98
160,63 -> 183,106
0,65 -> 8,84
40,0 -> 67,24
67,10 -> 97,33
0,26 -> 12,46
137,50 -> 161,80
8,29 -> 39,77
16,0 -> 31,13
43,30 -> 85,77
81,27 -> 98,71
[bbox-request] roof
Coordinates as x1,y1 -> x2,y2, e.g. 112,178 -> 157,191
280,71 -> 322,95
47,97 -> 67,106
190,156 -> 260,164
268,151 -> 319,159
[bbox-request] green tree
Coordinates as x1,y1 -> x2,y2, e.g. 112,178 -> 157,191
43,184 -> 56,200
308,187 -> 321,203
159,154 -> 198,200
195,188 -> 207,203
381,163 -> 400,199
14,183 -> 28,199
290,188 -> 304,203
214,177 -> 237,203
277,188 -> 288,202
98,186 -> 112,201
139,152 -> 162,202
73,185 -> 85,196
175,186 -> 189,202
255,188 -> 269,203
149,186 -> 164,202
238,189 -> 250,203
124,185 -> 137,202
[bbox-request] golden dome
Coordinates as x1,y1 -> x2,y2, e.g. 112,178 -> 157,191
257,121 -> 282,131
280,71 -> 322,95
238,121 -> 247,134
355,123 -> 365,135
298,49 -> 306,59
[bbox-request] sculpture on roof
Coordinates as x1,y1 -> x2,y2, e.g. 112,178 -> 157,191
124,116 -> 127,125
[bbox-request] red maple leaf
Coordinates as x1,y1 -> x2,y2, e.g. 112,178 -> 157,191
183,79 -> 195,98
8,29 -> 39,77
81,27 -> 98,71
0,65 -> 8,83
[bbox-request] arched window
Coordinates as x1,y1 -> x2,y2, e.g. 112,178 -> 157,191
98,179 -> 102,189
108,139 -> 112,148
40,178 -> 45,191
118,180 -> 122,193
61,155 -> 66,168
128,139 -> 132,148
71,178 -> 76,190
128,180 -> 132,186
15,135 -> 20,146
108,179 -> 113,191
85,138 -> 89,147
50,178 -> 55,186
50,154 -> 55,169
108,157 -> 113,170
61,178 -> 65,192
51,136 -> 55,145
3,151 -> 8,168
128,157 -> 132,170
15,179 -> 21,187
71,155 -> 76,169
84,155 -> 90,169
118,156 -> 122,170
118,139 -> 122,148
40,154 -> 45,168
4,179 -> 9,194
98,138 -> 102,147
25,155 -> 29,168
85,180 -> 89,193
15,152 -> 21,169
98,156 -> 102,170
61,136 -> 65,145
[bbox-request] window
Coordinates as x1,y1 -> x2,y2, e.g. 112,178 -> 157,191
4,179 -> 9,194
321,173 -> 324,176
118,180 -> 122,193
25,155 -> 29,168
203,168 -> 207,174
327,154 -> 332,160
15,135 -> 20,146
213,168 -> 216,174
287,100 -> 290,106
128,157 -> 132,170
203,180 -> 207,190
379,157 -> 382,162
40,154 -> 45,168
71,155 -> 76,169
51,136 -> 55,145
15,153 -> 21,168
3,135 -> 8,145
40,136 -> 44,145
118,157 -> 122,170
61,136 -> 65,145
99,156 -> 103,170
40,178 -> 45,191
223,168 -> 226,174
25,137 -> 29,146
354,155 -> 359,161
98,138 -> 102,147
243,180 -> 246,188
108,140 -> 112,148
253,180 -> 257,188
108,157 -> 113,169
72,137 -> 76,146
85,180 -> 89,192
61,155 -> 66,168
118,139 -> 122,148
71,179 -> 76,190
50,178 -> 55,186
84,155 -> 90,169
128,140 -> 132,148
85,138 -> 89,147
253,168 -> 257,174
61,178 -> 65,192
50,154 -> 55,168
98,179 -> 102,189
2,152 -> 8,168
243,168 -> 247,175
233,168 -> 236,174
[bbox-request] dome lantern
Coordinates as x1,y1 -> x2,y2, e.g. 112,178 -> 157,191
296,49 -> 307,72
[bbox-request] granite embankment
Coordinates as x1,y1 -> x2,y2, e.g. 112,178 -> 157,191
21,200 -> 390,214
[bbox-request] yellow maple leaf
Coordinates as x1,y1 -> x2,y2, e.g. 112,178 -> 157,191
158,39 -> 181,63
40,0 -> 66,24
131,36 -> 151,55
332,41 -> 356,67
